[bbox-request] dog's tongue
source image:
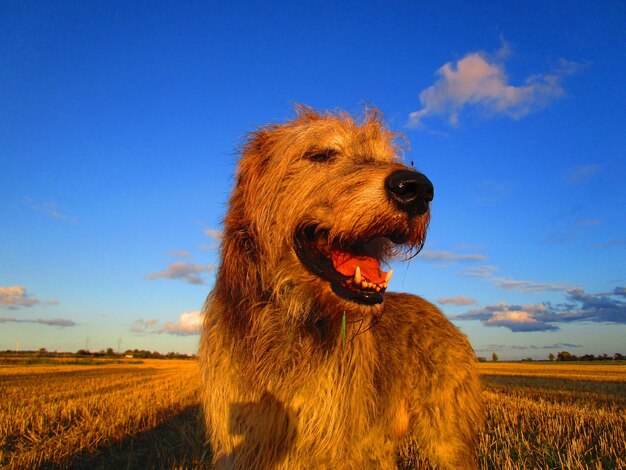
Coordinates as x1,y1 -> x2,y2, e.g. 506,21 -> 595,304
331,249 -> 386,283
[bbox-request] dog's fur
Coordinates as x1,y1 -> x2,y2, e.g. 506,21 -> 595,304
199,106 -> 484,469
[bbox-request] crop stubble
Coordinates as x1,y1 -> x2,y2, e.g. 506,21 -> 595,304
1,359 -> 624,469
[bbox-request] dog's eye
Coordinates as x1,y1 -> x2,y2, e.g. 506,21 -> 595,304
306,149 -> 336,162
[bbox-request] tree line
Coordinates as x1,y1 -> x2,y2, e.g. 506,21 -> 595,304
552,351 -> 624,362
3,348 -> 196,360
477,351 -> 625,362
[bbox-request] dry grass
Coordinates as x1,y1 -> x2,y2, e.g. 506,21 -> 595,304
0,359 -> 207,469
401,362 -> 626,469
478,362 -> 626,382
1,359 -> 624,469
478,362 -> 625,469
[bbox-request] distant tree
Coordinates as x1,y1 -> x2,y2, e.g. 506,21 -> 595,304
614,353 -> 625,361
476,357 -> 487,363
38,347 -> 47,355
557,351 -> 578,361
106,347 -> 115,356
492,353 -> 499,362
599,353 -> 609,361
548,353 -> 555,362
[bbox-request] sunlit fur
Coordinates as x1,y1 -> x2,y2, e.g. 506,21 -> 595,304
199,106 -> 484,469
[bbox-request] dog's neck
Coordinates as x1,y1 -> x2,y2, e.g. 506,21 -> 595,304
210,280 -> 382,390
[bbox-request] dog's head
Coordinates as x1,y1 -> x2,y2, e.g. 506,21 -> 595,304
220,106 -> 432,316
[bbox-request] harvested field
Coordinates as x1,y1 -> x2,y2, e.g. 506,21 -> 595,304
0,359 -> 207,469
1,359 -> 624,469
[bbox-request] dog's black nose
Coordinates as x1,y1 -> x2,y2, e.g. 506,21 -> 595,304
385,169 -> 434,216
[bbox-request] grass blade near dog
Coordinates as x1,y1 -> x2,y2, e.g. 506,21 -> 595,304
199,106 -> 484,469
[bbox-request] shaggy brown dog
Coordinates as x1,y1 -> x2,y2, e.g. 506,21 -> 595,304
199,106 -> 483,469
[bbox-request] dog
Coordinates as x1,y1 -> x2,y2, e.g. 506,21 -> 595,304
199,106 -> 483,469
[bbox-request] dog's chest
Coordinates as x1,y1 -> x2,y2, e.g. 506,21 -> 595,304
290,341 -> 389,442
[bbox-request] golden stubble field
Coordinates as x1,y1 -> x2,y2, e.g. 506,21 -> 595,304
1,359 -> 624,469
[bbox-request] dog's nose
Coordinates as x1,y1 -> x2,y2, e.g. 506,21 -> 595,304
385,169 -> 434,216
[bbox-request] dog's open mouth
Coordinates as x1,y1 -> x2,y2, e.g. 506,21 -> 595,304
294,226 -> 395,305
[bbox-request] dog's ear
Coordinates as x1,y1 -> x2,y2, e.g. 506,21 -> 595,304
216,221 -> 264,308
238,128 -> 275,178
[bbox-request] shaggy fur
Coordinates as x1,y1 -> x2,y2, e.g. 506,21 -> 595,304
199,106 -> 484,469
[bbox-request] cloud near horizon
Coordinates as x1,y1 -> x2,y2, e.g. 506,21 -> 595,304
474,343 -> 583,353
408,44 -> 581,128
453,286 -> 626,332
132,311 -> 203,336
0,317 -> 76,327
0,286 -> 59,309
145,262 -> 216,285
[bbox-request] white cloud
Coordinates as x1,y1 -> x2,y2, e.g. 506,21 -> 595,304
159,311 -> 203,336
496,278 -> 572,293
592,239 -> 625,249
204,228 -> 223,241
564,164 -> 601,185
0,286 -> 58,309
438,296 -> 478,306
199,228 -> 224,251
0,286 -> 33,306
27,199 -> 76,222
459,267 -> 572,293
130,318 -> 160,333
145,262 -> 216,285
576,219 -> 601,226
484,310 -> 548,330
461,265 -> 498,278
131,311 -> 203,336
453,303 -> 558,332
408,45 -> 582,128
167,250 -> 192,258
454,286 -> 626,332
476,181 -> 512,205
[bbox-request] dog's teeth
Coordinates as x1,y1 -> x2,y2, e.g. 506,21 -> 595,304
375,286 -> 381,292
361,280 -> 368,289
354,266 -> 361,284
385,269 -> 394,283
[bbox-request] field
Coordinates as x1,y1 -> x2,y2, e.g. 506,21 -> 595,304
1,359 -> 624,469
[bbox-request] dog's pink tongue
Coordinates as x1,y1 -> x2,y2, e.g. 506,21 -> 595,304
331,250 -> 386,283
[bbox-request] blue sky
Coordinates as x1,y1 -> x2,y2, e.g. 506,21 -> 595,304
1,1 -> 624,359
